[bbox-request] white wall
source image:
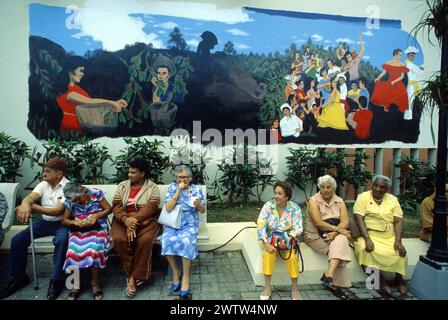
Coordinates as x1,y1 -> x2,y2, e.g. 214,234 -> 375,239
0,0 -> 442,202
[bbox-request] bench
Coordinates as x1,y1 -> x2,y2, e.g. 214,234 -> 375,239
0,183 -> 20,239
242,228 -> 430,286
2,184 -> 208,252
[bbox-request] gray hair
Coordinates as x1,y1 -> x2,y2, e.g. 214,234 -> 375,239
317,175 -> 337,190
63,182 -> 84,201
372,175 -> 392,188
174,165 -> 192,177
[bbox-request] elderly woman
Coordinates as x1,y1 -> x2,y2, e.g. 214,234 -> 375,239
61,182 -> 111,300
354,175 -> 408,296
161,165 -> 206,300
305,175 -> 352,300
257,181 -> 303,301
112,157 -> 161,298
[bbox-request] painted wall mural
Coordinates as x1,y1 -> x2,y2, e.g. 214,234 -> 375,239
28,2 -> 426,145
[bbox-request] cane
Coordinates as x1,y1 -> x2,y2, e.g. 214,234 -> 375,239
29,216 -> 39,290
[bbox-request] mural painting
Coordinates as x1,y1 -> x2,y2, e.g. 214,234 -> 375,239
28,3 -> 426,145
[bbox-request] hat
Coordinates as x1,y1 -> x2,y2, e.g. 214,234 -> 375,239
404,46 -> 419,54
280,103 -> 292,112
153,55 -> 177,75
39,157 -> 68,174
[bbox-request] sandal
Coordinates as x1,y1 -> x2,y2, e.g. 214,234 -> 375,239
332,287 -> 349,300
291,290 -> 302,300
67,290 -> 80,300
125,279 -> 137,298
91,284 -> 103,301
136,280 -> 144,287
320,273 -> 335,290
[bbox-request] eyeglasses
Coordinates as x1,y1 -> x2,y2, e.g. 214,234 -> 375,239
176,175 -> 190,179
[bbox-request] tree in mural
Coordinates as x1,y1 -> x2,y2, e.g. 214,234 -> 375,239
223,41 -> 237,55
168,27 -> 188,51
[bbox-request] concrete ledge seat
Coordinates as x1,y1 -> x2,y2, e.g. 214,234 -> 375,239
242,228 -> 430,286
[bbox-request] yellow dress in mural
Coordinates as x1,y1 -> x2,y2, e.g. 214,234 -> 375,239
317,90 -> 349,130
353,191 -> 408,276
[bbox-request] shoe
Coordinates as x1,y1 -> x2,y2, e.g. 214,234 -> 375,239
179,289 -> 192,300
67,290 -> 81,301
125,279 -> 137,298
47,279 -> 64,300
171,283 -> 181,293
291,290 -> 302,300
0,274 -> 30,300
320,273 -> 335,290
91,283 -> 104,301
260,289 -> 271,300
332,287 -> 349,300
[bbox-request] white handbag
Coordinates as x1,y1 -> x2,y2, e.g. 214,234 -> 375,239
158,204 -> 182,229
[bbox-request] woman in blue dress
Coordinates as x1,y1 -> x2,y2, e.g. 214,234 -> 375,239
161,165 -> 206,300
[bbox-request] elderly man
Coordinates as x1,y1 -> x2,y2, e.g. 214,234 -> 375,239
279,103 -> 303,143
0,157 -> 69,300
403,46 -> 424,120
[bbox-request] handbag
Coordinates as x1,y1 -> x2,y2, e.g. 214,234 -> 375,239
318,218 -> 340,238
269,231 -> 297,260
158,204 -> 182,229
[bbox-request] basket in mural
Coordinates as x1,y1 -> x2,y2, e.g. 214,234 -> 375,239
76,104 -> 118,135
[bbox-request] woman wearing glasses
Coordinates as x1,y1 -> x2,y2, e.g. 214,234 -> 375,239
353,175 -> 408,297
161,165 -> 206,300
111,157 -> 161,298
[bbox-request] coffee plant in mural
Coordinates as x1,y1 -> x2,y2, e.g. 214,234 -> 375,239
105,47 -> 193,132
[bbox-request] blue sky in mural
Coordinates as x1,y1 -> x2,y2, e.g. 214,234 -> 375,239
29,3 -> 424,69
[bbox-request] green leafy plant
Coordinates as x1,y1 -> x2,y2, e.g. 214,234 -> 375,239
395,155 -> 436,216
112,137 -> 169,183
0,132 -> 30,182
29,138 -> 112,185
212,144 -> 275,205
341,149 -> 372,198
169,139 -> 209,185
285,147 -> 348,199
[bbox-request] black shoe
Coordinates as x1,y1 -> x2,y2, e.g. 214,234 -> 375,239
0,274 -> 30,300
320,273 -> 335,290
47,279 -> 64,300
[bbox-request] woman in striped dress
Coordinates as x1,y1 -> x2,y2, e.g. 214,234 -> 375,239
62,182 -> 111,300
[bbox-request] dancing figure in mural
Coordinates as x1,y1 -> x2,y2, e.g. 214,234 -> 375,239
403,46 -> 424,120
55,56 -> 128,134
370,49 -> 409,113
317,77 -> 349,130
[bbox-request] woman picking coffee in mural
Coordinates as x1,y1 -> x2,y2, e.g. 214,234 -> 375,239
55,56 -> 128,134
370,49 -> 409,113
317,76 -> 349,131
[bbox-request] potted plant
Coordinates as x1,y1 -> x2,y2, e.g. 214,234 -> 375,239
0,132 -> 30,183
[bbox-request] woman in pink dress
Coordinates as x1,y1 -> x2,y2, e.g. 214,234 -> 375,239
370,49 -> 409,113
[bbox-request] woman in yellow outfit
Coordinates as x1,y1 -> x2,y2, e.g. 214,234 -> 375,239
257,181 -> 303,301
353,175 -> 408,297
317,77 -> 349,130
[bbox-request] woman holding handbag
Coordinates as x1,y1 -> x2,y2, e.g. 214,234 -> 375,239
257,181 -> 303,301
160,165 -> 206,300
305,175 -> 352,300
111,157 -> 161,298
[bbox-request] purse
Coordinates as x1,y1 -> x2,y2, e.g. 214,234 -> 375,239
318,218 -> 340,238
158,204 -> 182,229
269,231 -> 297,260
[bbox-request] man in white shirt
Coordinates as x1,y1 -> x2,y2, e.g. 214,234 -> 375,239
279,103 -> 303,143
0,157 -> 69,300
404,46 -> 425,120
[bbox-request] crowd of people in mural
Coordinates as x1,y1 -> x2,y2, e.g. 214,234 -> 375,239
0,157 -> 444,301
271,35 -> 425,144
